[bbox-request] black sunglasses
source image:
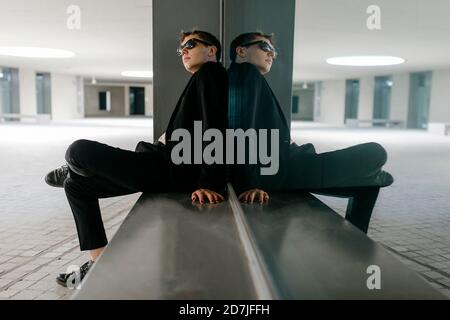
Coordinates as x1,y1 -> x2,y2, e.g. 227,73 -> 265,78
177,38 -> 213,56
240,40 -> 277,58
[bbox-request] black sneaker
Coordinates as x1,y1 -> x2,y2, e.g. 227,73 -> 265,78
375,170 -> 394,187
56,260 -> 93,288
45,165 -> 70,188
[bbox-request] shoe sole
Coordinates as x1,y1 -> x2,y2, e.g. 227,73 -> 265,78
45,177 -> 64,188
56,277 -> 68,287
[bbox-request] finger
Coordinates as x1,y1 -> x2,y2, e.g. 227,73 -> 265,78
198,192 -> 205,204
205,192 -> 215,204
258,191 -> 265,203
238,193 -> 246,201
216,193 -> 225,201
250,192 -> 257,203
192,193 -> 198,202
212,193 -> 220,203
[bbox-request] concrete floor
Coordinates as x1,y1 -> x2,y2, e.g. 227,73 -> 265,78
292,123 -> 450,297
0,118 -> 449,299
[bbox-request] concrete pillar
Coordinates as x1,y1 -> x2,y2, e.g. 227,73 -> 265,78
390,73 -> 409,124
18,68 -> 37,116
429,69 -> 450,123
152,0 -> 296,137
51,74 -> 84,120
224,0 -> 296,126
358,77 -> 374,120
124,85 -> 130,116
317,79 -> 346,125
152,0 -> 221,139
145,84 -> 153,117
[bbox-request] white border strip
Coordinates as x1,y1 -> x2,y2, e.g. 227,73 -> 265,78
227,183 -> 277,300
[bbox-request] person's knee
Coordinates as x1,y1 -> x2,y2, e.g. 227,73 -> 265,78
365,142 -> 388,167
135,141 -> 146,153
63,177 -> 75,194
65,139 -> 93,165
297,143 -> 316,155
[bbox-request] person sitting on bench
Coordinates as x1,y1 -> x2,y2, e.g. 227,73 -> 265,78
44,30 -> 228,287
227,32 -> 393,231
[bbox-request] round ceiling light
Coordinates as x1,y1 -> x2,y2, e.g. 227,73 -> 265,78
326,56 -> 405,66
0,46 -> 75,58
121,70 -> 153,78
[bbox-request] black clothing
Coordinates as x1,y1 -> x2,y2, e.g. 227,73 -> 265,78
63,61 -> 228,251
165,61 -> 228,192
64,139 -> 172,250
227,62 -> 393,194
227,62 -> 290,194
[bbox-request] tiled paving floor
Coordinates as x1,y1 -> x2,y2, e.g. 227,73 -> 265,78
0,119 -> 151,299
291,123 -> 450,298
0,119 -> 449,299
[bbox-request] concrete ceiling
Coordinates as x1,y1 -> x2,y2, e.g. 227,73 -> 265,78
293,0 -> 450,82
0,0 -> 153,82
1,0 -> 450,83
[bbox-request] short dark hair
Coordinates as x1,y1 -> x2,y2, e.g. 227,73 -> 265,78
230,32 -> 274,62
180,29 -> 222,62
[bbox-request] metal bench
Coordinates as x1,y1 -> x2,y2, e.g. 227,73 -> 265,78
0,113 -> 51,123
238,190 -> 444,299
428,123 -> 450,136
73,192 -> 259,299
346,119 -> 405,128
73,185 -> 445,300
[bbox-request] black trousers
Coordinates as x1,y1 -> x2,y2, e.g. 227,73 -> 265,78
284,142 -> 391,233
63,139 -> 174,251
64,140 -> 390,251
285,142 -> 389,190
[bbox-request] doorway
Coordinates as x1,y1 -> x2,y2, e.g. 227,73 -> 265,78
0,67 -> 20,114
373,76 -> 392,124
0,67 -> 12,114
129,87 -> 145,115
36,72 -> 51,114
345,79 -> 359,120
291,82 -> 314,121
408,72 -> 432,129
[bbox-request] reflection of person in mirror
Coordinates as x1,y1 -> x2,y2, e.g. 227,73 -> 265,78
227,32 -> 393,206
44,30 -> 228,287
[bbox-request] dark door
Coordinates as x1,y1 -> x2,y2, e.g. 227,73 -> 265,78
130,87 -> 145,115
408,72 -> 431,129
345,79 -> 359,120
373,76 -> 392,125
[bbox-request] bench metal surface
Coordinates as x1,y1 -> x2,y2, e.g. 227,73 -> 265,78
240,192 -> 445,299
428,122 -> 450,135
345,118 -> 404,128
74,190 -> 445,300
74,193 -> 257,300
0,113 -> 51,122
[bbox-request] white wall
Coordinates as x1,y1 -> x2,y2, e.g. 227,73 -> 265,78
51,74 -> 84,120
390,73 -> 409,124
429,69 -> 450,123
19,68 -> 37,115
84,85 -> 125,117
145,84 -> 153,117
124,85 -> 130,116
315,80 -> 346,125
358,77 -> 374,119
306,69 -> 450,126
